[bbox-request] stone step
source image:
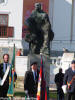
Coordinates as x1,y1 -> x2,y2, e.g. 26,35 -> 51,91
14,77 -> 24,92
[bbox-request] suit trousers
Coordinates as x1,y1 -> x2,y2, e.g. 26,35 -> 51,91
57,88 -> 64,100
66,92 -> 75,100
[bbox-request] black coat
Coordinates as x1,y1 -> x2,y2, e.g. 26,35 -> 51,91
55,72 -> 64,88
24,69 -> 39,97
0,63 -> 17,97
0,63 -> 9,97
63,68 -> 75,93
54,72 -> 64,94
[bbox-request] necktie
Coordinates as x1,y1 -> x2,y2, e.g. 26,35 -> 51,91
34,71 -> 37,81
6,63 -> 7,69
4,63 -> 7,73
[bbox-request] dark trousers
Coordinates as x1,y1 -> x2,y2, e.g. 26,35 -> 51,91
0,89 -> 8,97
29,94 -> 36,98
57,88 -> 64,100
57,94 -> 64,100
66,93 -> 75,100
0,84 -> 9,97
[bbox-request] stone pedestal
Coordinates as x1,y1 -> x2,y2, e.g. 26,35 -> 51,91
15,56 -> 28,76
27,54 -> 50,87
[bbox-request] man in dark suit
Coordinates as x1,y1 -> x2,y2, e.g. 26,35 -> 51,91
0,54 -> 17,98
24,61 -> 39,97
63,60 -> 75,100
54,68 -> 64,100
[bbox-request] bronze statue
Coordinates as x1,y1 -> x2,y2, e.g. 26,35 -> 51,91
25,3 -> 54,55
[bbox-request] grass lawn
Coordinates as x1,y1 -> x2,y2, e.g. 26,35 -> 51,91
14,92 -> 25,97
14,91 -> 57,99
49,92 -> 57,99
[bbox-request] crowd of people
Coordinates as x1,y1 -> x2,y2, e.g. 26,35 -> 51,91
0,53 -> 75,100
55,60 -> 75,100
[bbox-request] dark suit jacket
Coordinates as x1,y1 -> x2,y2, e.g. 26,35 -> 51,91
0,63 -> 17,97
24,69 -> 39,97
0,63 -> 9,97
63,68 -> 75,93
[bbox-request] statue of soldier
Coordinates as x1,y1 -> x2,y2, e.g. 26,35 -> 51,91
25,3 -> 54,55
